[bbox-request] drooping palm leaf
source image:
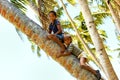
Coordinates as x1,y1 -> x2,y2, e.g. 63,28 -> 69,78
67,0 -> 77,5
92,12 -> 110,26
37,46 -> 41,57
15,28 -> 24,41
10,0 -> 27,13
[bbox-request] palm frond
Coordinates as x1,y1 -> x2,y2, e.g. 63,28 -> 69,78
92,12 -> 110,26
37,46 -> 41,57
67,0 -> 77,5
28,38 -> 41,57
31,43 -> 35,53
61,20 -> 72,29
98,29 -> 108,41
118,53 -> 120,58
15,28 -> 24,41
10,0 -> 27,13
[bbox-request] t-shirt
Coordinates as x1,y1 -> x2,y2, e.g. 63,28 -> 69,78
67,43 -> 83,57
49,19 -> 62,34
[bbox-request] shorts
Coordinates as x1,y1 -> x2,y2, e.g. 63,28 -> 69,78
78,51 -> 87,58
56,34 -> 64,43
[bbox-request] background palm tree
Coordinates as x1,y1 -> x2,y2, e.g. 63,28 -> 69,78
78,0 -> 118,79
104,0 -> 120,32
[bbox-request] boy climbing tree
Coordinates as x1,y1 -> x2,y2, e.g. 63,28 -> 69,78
58,34 -> 101,80
47,11 -> 65,52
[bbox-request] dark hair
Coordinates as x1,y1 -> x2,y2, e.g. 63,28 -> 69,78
49,11 -> 57,17
68,36 -> 72,43
65,34 -> 72,43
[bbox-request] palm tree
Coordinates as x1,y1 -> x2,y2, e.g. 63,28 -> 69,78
114,0 -> 120,7
0,0 -> 98,80
78,0 -> 118,80
113,0 -> 120,18
105,0 -> 120,32
89,0 -> 120,33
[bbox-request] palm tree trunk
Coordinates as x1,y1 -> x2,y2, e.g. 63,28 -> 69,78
112,1 -> 120,24
28,0 -> 49,30
78,0 -> 118,80
28,0 -> 38,15
105,0 -> 120,32
114,0 -> 120,7
60,0 -> 104,73
0,0 -> 97,80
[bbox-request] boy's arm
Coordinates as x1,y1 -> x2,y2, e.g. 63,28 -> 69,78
48,25 -> 52,34
60,43 -> 74,56
63,50 -> 71,56
48,30 -> 52,34
57,50 -> 71,58
55,24 -> 62,35
57,44 -> 74,58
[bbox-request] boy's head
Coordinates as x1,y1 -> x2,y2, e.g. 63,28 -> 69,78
48,11 -> 57,22
64,34 -> 72,45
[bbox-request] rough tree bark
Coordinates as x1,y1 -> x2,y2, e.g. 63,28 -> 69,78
28,0 -> 49,30
114,0 -> 120,7
0,0 -> 97,80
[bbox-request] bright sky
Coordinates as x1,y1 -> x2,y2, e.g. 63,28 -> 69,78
0,1 -> 120,80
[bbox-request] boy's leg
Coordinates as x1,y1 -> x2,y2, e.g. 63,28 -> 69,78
48,34 -> 65,52
80,57 -> 101,79
80,57 -> 96,75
